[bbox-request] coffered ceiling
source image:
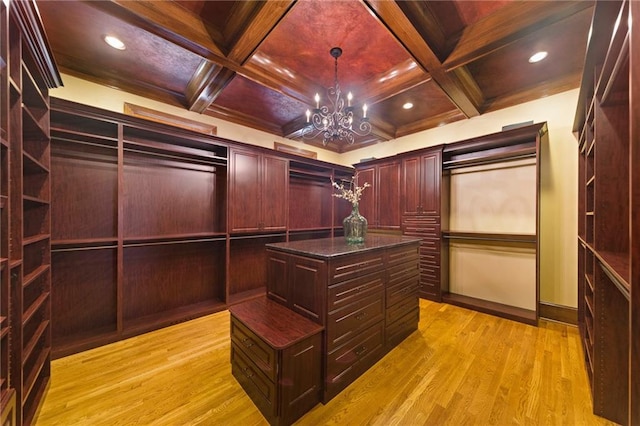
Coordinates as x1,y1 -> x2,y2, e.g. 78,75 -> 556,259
37,1 -> 594,153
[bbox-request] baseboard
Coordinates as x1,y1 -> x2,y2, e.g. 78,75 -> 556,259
539,301 -> 577,326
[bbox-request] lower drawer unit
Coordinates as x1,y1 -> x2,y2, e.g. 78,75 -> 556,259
231,344 -> 277,418
229,298 -> 324,426
386,306 -> 420,348
325,321 -> 385,402
326,291 -> 385,351
230,317 -> 277,381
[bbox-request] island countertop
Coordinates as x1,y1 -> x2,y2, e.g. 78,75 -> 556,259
265,234 -> 421,259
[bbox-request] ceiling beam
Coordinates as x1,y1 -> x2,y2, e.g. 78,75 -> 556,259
226,1 -> 295,64
364,0 -> 482,119
443,1 -> 594,70
393,1 -> 449,59
186,61 -> 237,113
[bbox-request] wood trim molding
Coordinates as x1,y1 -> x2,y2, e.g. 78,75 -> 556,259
539,301 -> 578,326
123,103 -> 217,135
12,0 -> 62,88
274,142 -> 317,159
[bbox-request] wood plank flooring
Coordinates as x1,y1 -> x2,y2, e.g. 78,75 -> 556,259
35,300 -> 615,425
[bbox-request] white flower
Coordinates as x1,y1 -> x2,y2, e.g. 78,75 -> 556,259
330,172 -> 370,206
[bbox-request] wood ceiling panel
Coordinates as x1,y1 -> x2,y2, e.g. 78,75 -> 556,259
467,7 -> 592,102
443,1 -> 593,70
253,0 -> 411,89
372,80 -> 460,130
211,75 -> 308,129
38,1 -> 201,101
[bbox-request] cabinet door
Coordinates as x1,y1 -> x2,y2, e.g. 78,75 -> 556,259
229,150 -> 262,233
261,155 -> 288,231
356,166 -> 376,226
419,150 -> 441,215
377,162 -> 401,229
401,156 -> 421,215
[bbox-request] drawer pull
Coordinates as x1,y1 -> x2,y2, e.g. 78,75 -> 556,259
355,312 -> 367,321
242,337 -> 254,348
243,366 -> 254,378
355,345 -> 367,356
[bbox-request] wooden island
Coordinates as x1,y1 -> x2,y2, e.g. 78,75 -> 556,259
230,235 -> 420,425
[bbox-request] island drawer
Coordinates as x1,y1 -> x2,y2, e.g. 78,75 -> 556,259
231,316 -> 277,382
325,322 -> 385,402
328,271 -> 384,313
327,292 -> 384,351
386,306 -> 419,348
329,252 -> 385,284
231,342 -> 276,417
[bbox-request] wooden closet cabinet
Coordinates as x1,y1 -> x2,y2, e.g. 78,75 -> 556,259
354,159 -> 401,230
574,0 -> 638,423
229,149 -> 287,234
0,1 -> 62,424
399,146 -> 444,301
401,148 -> 442,216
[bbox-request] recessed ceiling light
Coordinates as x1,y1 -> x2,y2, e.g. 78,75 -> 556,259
104,35 -> 126,50
528,51 -> 547,63
403,102 -> 414,110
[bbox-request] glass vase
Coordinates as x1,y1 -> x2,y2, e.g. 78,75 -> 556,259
343,203 -> 368,244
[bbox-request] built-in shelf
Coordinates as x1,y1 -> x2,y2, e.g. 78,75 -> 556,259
122,233 -> 227,247
442,231 -> 536,244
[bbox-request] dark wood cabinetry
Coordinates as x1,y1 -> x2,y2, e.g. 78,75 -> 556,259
229,298 -> 323,426
354,159 -> 401,230
265,236 -> 420,403
229,149 -> 287,234
402,215 -> 444,301
0,1 -> 62,424
401,149 -> 441,216
574,1 -> 637,423
398,147 -> 445,301
50,99 -> 228,357
46,98 -> 353,358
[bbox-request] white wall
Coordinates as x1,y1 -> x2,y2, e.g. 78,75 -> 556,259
50,75 -> 579,308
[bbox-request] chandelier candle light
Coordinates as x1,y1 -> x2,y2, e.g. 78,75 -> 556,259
304,47 -> 372,145
331,173 -> 370,244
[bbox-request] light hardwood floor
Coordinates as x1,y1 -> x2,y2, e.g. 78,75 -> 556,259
35,300 -> 615,425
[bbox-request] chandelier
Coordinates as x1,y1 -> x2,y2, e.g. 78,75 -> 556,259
302,47 -> 371,145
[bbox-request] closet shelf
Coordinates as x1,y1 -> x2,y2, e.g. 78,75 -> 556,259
442,231 -> 536,244
443,147 -> 536,169
123,233 -> 226,247
596,251 -> 630,297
